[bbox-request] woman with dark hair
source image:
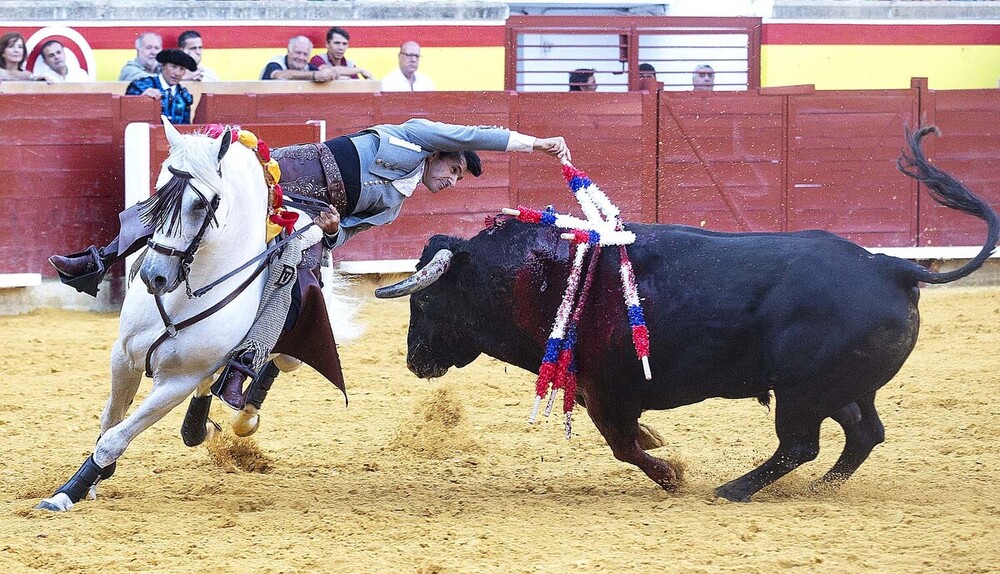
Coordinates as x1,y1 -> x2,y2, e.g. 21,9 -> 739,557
0,32 -> 47,82
568,68 -> 596,92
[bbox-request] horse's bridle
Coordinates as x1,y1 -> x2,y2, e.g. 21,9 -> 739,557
145,167 -> 221,296
142,165 -> 315,377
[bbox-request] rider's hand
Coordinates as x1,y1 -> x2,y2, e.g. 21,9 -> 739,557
315,207 -> 341,236
534,136 -> 571,163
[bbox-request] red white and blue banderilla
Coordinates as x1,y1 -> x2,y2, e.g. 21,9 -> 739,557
501,162 -> 651,438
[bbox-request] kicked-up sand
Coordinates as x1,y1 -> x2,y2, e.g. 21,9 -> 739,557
0,286 -> 998,573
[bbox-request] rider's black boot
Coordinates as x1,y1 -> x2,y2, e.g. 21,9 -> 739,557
48,245 -> 116,297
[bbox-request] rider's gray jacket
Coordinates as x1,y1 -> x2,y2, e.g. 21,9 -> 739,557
331,118 -> 536,247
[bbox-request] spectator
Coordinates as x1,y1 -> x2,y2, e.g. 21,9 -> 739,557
119,32 -> 162,82
569,68 -> 596,92
693,64 -> 715,91
310,26 -> 373,80
35,40 -> 90,82
260,36 -> 335,82
0,31 -> 47,82
381,41 -> 434,92
178,30 -> 219,82
125,49 -> 197,125
637,62 -> 661,91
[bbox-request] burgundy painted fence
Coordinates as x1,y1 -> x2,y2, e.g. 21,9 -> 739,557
1,82 -> 998,278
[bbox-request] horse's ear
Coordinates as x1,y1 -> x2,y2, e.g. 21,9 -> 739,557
161,115 -> 183,148
216,127 -> 232,163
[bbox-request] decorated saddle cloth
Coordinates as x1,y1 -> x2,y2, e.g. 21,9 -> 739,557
273,243 -> 346,398
271,143 -> 348,217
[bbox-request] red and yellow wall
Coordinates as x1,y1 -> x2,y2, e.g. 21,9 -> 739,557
8,21 -> 1000,90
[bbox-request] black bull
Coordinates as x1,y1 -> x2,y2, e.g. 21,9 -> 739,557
376,127 -> 998,501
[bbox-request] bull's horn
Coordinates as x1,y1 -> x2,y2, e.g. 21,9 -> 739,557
374,249 -> 453,299
161,115 -> 183,148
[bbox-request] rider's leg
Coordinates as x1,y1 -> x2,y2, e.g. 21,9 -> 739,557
213,268 -> 303,409
49,205 -> 154,296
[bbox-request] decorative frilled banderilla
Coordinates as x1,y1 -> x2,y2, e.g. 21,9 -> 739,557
500,163 -> 651,439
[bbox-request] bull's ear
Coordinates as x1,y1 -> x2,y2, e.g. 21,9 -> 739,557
216,127 -> 232,163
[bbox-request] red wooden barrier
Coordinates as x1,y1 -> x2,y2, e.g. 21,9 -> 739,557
3,84 -> 999,280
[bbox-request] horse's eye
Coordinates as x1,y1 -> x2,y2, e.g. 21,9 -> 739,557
192,199 -> 208,211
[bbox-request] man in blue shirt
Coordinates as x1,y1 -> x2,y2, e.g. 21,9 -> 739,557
125,49 -> 197,124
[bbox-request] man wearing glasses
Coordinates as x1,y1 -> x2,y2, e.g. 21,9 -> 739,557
692,64 -> 715,91
381,41 -> 435,92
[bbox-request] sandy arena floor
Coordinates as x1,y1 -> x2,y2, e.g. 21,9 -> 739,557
0,285 -> 998,573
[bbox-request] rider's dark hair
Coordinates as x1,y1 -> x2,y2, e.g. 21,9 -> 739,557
440,150 -> 482,177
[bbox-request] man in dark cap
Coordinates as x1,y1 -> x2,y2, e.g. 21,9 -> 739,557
125,49 -> 198,124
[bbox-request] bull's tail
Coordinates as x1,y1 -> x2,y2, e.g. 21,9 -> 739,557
896,125 -> 999,284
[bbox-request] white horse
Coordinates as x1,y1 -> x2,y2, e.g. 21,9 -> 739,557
37,118 -> 337,511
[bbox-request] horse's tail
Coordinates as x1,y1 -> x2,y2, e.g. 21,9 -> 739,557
896,125 -> 1000,284
324,266 -> 365,343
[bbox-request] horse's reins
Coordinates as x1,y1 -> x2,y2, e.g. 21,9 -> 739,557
143,169 -> 320,376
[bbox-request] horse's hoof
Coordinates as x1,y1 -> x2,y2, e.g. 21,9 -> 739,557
35,493 -> 73,512
205,419 -> 222,441
231,407 -> 259,437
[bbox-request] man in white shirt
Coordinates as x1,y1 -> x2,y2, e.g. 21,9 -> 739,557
380,41 -> 435,92
37,40 -> 90,82
178,30 -> 219,82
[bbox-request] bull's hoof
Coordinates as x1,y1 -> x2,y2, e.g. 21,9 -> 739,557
714,485 -> 751,503
35,493 -> 73,512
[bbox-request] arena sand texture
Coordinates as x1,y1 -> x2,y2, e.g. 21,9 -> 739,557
1,286 -> 998,573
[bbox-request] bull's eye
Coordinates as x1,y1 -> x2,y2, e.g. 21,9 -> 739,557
415,293 -> 431,311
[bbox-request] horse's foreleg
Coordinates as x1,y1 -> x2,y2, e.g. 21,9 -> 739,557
88,345 -> 143,498
180,375 -> 221,447
100,344 -> 143,434
37,375 -> 200,512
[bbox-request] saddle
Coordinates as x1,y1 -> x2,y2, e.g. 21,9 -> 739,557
272,143 -> 348,216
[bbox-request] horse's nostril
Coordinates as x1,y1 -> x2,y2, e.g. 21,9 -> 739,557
152,276 -> 167,291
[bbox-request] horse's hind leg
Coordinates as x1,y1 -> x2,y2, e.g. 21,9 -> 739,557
180,375 -> 222,447
37,374 -> 201,511
715,399 -> 823,502
816,392 -> 885,488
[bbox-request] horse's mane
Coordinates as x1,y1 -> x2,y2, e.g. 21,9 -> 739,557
138,130 -> 240,235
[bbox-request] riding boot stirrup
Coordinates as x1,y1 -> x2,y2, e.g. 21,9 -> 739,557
212,351 -> 258,410
48,245 -> 112,297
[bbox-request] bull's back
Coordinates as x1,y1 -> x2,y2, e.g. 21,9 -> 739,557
602,224 -> 920,406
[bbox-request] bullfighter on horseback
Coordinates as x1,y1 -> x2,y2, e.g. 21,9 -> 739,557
50,118 -> 572,424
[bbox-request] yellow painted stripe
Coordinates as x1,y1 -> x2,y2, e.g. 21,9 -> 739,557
762,45 -> 1000,90
95,46 -> 505,89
